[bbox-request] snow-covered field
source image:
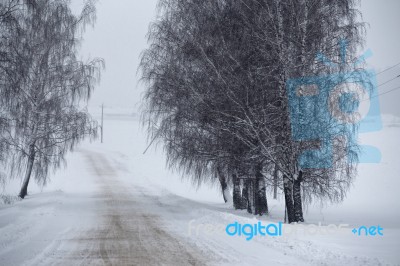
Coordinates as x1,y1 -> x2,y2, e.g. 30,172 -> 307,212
1,109 -> 399,265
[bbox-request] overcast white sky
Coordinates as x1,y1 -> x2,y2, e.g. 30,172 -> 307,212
75,0 -> 400,115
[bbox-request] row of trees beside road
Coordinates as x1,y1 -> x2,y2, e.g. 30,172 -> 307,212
140,0 -> 365,222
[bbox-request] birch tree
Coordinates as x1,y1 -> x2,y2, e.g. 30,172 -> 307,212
0,0 -> 24,185
0,0 -> 103,198
232,0 -> 365,222
141,0 -> 365,221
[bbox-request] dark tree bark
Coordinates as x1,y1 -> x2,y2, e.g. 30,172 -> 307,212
242,179 -> 249,211
19,144 -> 35,199
217,167 -> 229,203
255,164 -> 268,216
293,171 -> 304,222
233,174 -> 242,209
283,175 -> 296,223
245,179 -> 254,214
273,165 -> 278,199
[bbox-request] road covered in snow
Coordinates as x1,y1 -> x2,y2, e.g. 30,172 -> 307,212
1,111 -> 399,265
0,150 -> 211,265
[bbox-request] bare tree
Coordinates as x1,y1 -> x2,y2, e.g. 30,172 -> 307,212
230,0 -> 365,222
0,0 -> 24,185
141,0 -> 269,214
0,0 -> 103,198
141,0 -> 365,221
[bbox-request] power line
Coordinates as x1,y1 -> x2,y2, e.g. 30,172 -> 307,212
376,74 -> 400,88
375,61 -> 400,75
356,74 -> 400,102
360,84 -> 400,102
370,85 -> 400,100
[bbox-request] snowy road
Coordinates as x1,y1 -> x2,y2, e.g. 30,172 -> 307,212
1,114 -> 399,266
0,149 -> 210,265
73,151 -> 207,265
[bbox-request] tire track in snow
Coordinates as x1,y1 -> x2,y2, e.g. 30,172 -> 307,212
73,150 -> 208,265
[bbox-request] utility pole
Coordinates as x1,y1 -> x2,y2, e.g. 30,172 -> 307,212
101,103 -> 104,143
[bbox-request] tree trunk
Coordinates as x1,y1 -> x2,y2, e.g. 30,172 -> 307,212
246,179 -> 254,214
242,179 -> 249,212
217,168 -> 230,203
273,165 -> 278,199
284,202 -> 287,223
283,174 -> 295,223
233,174 -> 242,209
19,144 -> 35,199
255,164 -> 268,216
293,171 -> 304,222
